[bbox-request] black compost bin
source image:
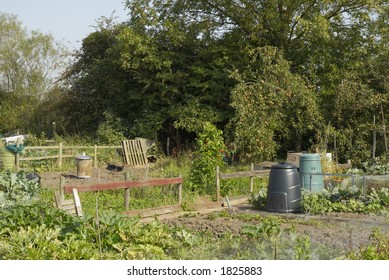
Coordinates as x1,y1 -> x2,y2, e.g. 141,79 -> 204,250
266,162 -> 301,213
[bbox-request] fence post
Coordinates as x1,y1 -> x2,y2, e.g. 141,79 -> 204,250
216,166 -> 220,202
250,163 -> 254,192
60,175 -> 65,198
124,171 -> 130,211
178,182 -> 183,206
352,175 -> 355,188
58,143 -> 63,167
94,145 -> 98,168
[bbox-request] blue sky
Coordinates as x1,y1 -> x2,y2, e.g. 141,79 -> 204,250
0,0 -> 129,50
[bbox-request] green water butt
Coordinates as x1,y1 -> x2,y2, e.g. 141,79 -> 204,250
299,153 -> 324,192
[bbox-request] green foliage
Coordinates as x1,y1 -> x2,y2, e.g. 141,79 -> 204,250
0,171 -> 41,206
293,235 -> 311,260
0,202 -> 178,260
301,187 -> 389,215
250,184 -> 389,215
241,216 -> 282,239
348,229 -> 389,260
248,187 -> 268,210
362,156 -> 389,175
3,1 -> 389,165
0,12 -> 68,134
189,122 -> 226,196
229,47 -> 321,162
96,111 -> 127,145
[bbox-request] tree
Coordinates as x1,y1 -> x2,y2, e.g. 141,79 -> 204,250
64,6 -> 237,151
228,47 -> 321,162
62,0 -> 389,164
0,13 -> 68,133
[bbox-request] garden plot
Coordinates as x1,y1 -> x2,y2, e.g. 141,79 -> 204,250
161,207 -> 389,259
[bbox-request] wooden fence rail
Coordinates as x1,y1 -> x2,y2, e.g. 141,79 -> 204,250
63,176 -> 183,212
216,164 -> 270,202
14,143 -> 121,170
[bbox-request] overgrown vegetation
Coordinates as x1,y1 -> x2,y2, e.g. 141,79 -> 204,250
0,166 -> 388,260
0,202 -> 319,260
0,171 -> 41,206
347,229 -> 389,260
189,122 -> 226,196
250,185 -> 389,215
2,1 -> 389,164
1,0 -> 389,261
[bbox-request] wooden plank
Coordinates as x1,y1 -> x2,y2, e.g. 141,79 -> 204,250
19,154 -> 75,161
24,146 -> 60,150
127,140 -> 136,165
64,177 -> 183,193
136,138 -> 147,165
72,188 -> 83,217
130,140 -> 139,165
62,204 -> 76,211
54,191 -> 62,208
19,155 -> 60,161
121,141 -> 130,165
24,145 -> 121,150
135,139 -> 145,165
125,204 -> 181,218
220,170 -> 270,179
62,199 -> 75,206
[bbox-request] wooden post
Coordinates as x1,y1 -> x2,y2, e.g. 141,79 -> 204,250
166,137 -> 170,156
94,145 -> 98,168
60,175 -> 65,199
373,116 -> 376,159
58,142 -> 63,167
381,103 -> 388,161
334,131 -> 338,162
216,166 -> 220,202
250,163 -> 254,192
178,182 -> 182,206
124,171 -> 130,211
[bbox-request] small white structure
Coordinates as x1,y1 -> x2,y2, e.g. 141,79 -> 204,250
3,134 -> 28,145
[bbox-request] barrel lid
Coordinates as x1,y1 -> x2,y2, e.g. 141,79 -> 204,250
271,162 -> 296,169
299,153 -> 321,160
75,155 -> 92,160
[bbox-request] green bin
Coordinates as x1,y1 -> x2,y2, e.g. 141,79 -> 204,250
0,148 -> 15,170
299,153 -> 324,192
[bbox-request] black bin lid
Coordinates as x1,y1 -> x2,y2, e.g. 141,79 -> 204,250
271,162 -> 296,169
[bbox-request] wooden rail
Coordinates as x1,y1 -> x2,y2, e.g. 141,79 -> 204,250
63,176 -> 183,212
216,164 -> 270,201
14,143 -> 121,170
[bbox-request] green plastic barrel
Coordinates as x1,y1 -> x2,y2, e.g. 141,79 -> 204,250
299,153 -> 324,192
0,148 -> 15,170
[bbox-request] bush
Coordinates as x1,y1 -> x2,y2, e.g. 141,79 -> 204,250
189,122 -> 226,196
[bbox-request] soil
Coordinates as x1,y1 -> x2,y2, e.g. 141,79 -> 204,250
39,166 -> 149,189
162,206 -> 389,259
38,168 -> 389,259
